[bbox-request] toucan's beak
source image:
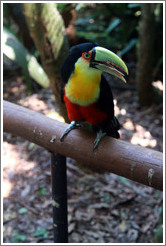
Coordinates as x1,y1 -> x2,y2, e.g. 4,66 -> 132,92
90,46 -> 128,83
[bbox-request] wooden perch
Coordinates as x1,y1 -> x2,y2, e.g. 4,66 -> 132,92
3,100 -> 163,190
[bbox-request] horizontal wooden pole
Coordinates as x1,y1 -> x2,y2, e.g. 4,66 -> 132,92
3,100 -> 163,190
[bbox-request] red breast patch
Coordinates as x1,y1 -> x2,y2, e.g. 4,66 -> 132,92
64,93 -> 108,125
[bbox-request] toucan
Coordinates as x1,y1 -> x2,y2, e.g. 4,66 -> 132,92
60,42 -> 128,149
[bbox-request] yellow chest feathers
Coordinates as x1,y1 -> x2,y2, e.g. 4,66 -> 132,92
65,58 -> 102,106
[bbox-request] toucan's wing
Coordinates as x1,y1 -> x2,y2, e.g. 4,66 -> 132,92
97,75 -> 115,119
95,75 -> 120,137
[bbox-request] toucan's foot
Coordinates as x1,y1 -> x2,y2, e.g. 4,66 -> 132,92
93,130 -> 106,150
60,121 -> 81,142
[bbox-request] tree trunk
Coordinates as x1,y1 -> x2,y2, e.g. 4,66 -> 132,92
22,3 -> 69,121
137,3 -> 156,106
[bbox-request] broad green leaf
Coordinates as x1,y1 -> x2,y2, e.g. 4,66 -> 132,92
118,39 -> 138,57
106,18 -> 121,33
18,207 -> 28,214
34,226 -> 49,238
3,27 -> 50,88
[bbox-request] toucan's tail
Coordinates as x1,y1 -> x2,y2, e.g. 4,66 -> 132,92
103,116 -> 120,138
107,116 -> 120,138
93,116 -> 120,139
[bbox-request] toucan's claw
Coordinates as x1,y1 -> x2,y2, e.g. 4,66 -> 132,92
93,130 -> 106,150
60,121 -> 81,142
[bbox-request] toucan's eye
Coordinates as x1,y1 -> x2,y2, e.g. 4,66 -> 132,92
84,53 -> 90,59
82,52 -> 91,60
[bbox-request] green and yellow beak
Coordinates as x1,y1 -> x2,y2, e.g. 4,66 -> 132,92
90,46 -> 128,83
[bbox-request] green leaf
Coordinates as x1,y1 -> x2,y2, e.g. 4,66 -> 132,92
118,38 -> 138,57
18,207 -> 28,214
3,27 -> 50,88
119,176 -> 130,186
38,187 -> 46,195
34,226 -> 49,238
106,18 -> 121,33
28,142 -> 36,150
10,230 -> 27,243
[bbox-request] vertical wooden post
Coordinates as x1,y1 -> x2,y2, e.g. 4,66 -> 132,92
50,153 -> 68,243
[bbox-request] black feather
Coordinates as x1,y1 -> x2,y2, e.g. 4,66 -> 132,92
94,75 -> 120,138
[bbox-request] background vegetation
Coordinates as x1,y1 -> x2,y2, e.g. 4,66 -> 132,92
3,3 -> 163,105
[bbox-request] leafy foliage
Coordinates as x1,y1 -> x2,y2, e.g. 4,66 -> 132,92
3,3 -> 50,93
59,1 -> 163,74
3,27 -> 50,93
3,2 -> 163,92
33,226 -> 49,239
74,3 -> 142,53
18,207 -> 28,214
10,230 -> 27,243
38,187 -> 47,196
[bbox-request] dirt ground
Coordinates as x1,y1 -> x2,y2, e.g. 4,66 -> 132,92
3,71 -> 163,243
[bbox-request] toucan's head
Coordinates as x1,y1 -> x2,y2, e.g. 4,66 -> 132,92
61,42 -> 128,84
